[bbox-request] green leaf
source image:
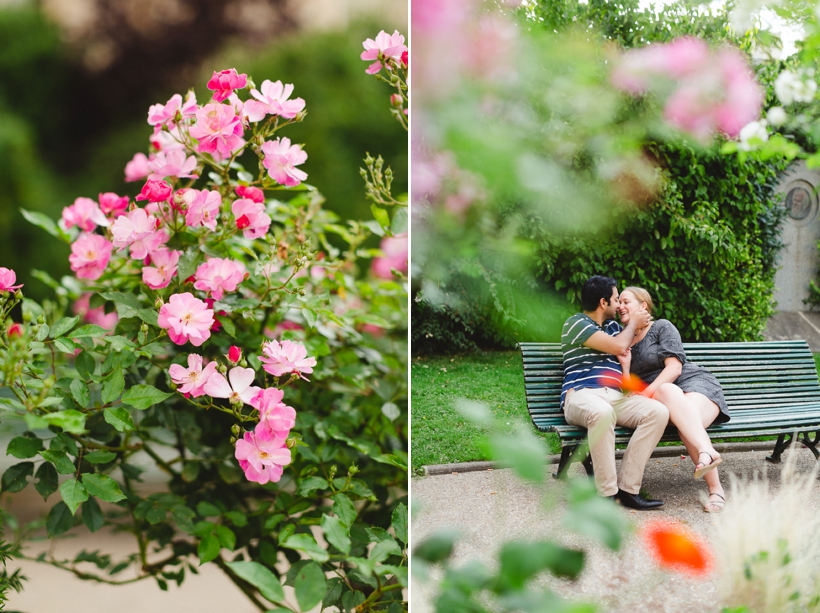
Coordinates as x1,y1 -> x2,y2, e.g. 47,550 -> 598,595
60,478 -> 89,515
121,385 -> 173,410
70,379 -> 90,408
496,541 -> 585,589
102,365 -> 125,404
563,478 -> 629,551
82,497 -> 105,533
225,561 -> 285,604
46,502 -> 74,537
2,462 -> 33,493
413,530 -> 458,563
294,561 -> 326,611
104,407 -> 135,432
20,208 -> 60,239
53,337 -> 77,353
281,533 -> 329,563
371,204 -> 390,229
69,324 -> 107,339
215,525 -> 236,551
74,350 -> 96,379
332,494 -> 357,527
489,426 -> 548,484
81,473 -> 126,503
176,248 -> 203,282
40,450 -> 76,475
392,503 -> 408,544
34,462 -> 58,500
321,514 -> 351,554
215,315 -> 236,338
50,316 -> 80,339
85,450 -> 116,464
198,532 -> 220,565
297,476 -> 328,496
369,538 -> 401,564
35,324 -> 50,341
224,511 -> 248,527
7,435 -> 43,459
43,410 -> 87,434
197,501 -> 221,517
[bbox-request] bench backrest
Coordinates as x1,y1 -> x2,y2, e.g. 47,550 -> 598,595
520,340 -> 820,432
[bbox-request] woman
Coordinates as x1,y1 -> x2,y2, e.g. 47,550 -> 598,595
618,286 -> 729,513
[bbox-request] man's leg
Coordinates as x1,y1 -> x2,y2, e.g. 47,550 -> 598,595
611,392 -> 669,495
563,388 -> 618,496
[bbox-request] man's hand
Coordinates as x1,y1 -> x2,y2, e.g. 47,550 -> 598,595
631,307 -> 651,330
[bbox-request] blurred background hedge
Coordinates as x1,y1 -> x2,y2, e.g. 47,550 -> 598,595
0,0 -> 407,302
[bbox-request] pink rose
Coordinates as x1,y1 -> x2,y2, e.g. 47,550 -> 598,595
259,339 -> 317,380
371,234 -> 408,279
147,150 -> 198,180
231,198 -> 271,239
142,247 -> 181,289
207,69 -> 248,102
183,189 -> 222,231
261,137 -> 308,187
203,366 -> 261,405
361,30 -> 408,75
249,387 -> 296,439
235,185 -> 265,203
62,197 -> 109,232
235,428 -> 291,484
228,345 -> 242,363
243,80 -> 305,122
98,192 -> 130,217
0,267 -> 23,292
157,292 -> 214,347
125,152 -> 151,182
169,353 -> 218,397
147,91 -> 198,128
111,208 -> 166,260
194,257 -> 246,300
189,103 -> 245,158
69,234 -> 113,280
136,179 -> 173,203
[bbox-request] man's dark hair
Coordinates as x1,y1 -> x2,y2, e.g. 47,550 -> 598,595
580,275 -> 617,312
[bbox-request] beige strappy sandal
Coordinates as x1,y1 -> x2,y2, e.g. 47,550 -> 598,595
703,491 -> 725,513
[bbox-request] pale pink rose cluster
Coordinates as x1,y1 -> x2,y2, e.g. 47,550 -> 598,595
361,30 -> 409,75
0,267 -> 23,293
371,234 -> 408,279
259,339 -> 317,380
611,37 -> 764,141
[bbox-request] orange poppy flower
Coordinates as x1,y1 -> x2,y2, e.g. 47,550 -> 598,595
621,372 -> 648,394
641,519 -> 713,576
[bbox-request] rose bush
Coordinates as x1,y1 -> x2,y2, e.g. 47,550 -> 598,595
0,42 -> 407,613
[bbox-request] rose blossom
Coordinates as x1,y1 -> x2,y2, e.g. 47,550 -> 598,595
259,339 -> 317,380
62,197 -> 109,232
125,152 -> 151,182
98,192 -> 130,217
69,234 -> 113,280
147,91 -> 198,129
149,128 -> 186,153
0,267 -> 23,292
136,179 -> 173,203
203,366 -> 261,405
142,247 -> 181,289
169,353 -> 218,397
72,293 -> 118,330
157,292 -> 214,346
183,189 -> 222,230
243,80 -> 305,122
235,428 -> 291,484
194,258 -> 247,300
189,103 -> 245,158
111,208 -> 166,260
207,69 -> 248,102
148,150 -> 198,180
228,345 -> 242,363
235,185 -> 264,203
7,323 -> 23,338
232,198 -> 271,239
361,30 -> 408,75
371,234 -> 408,279
249,387 -> 296,438
261,137 -> 308,187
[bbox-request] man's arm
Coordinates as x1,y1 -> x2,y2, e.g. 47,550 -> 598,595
583,309 -> 651,355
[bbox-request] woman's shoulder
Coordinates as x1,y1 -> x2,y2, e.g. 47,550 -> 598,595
652,319 -> 680,335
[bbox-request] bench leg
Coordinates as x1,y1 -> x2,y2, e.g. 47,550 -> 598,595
798,430 -> 820,461
766,433 -> 794,463
553,446 -> 574,479
581,452 -> 594,478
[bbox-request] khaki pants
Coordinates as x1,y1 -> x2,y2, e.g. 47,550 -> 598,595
564,387 -> 669,497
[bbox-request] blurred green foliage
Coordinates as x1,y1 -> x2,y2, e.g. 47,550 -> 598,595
0,6 -> 406,302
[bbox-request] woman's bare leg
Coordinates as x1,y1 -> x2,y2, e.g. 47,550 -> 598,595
653,383 -> 717,460
684,392 -> 725,510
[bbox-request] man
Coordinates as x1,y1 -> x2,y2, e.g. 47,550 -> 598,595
561,275 -> 669,510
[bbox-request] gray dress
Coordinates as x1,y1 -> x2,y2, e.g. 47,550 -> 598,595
629,319 -> 730,424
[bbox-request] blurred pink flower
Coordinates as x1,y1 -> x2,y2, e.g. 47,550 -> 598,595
244,80 -> 305,122
69,234 -> 113,280
259,339 -> 317,380
207,69 -> 248,102
261,137 -> 307,187
203,366 -> 261,405
183,189 -> 222,231
98,192 -> 130,217
62,197 -> 109,232
266,319 -> 303,339
72,293 -> 118,330
0,267 -> 23,292
148,150 -> 198,180
361,30 -> 408,74
232,198 -> 271,239
194,257 -> 246,300
169,353 -> 218,397
7,322 -> 23,338
372,234 -> 408,279
190,103 -> 245,158
125,152 -> 151,182
250,387 -> 296,438
235,185 -> 265,203
157,292 -> 214,346
235,428 -> 291,484
147,92 -> 197,129
136,179 -> 173,203
111,208 -> 166,260
142,247 -> 181,289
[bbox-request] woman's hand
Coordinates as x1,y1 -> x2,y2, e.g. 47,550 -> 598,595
616,347 -> 632,370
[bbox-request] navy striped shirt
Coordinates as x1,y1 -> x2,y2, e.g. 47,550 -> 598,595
561,313 -> 623,408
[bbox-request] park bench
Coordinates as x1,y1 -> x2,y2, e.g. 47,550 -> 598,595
519,340 -> 820,476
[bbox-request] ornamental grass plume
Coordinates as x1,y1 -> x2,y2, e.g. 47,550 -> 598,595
713,454 -> 820,612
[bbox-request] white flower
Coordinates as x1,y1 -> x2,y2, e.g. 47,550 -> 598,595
767,106 -> 788,126
738,120 -> 769,151
774,69 -> 817,105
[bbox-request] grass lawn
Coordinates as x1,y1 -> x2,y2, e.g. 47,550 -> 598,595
411,351 -> 820,474
410,351 -> 559,473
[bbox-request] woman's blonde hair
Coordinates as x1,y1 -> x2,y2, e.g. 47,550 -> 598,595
621,286 -> 654,315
